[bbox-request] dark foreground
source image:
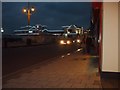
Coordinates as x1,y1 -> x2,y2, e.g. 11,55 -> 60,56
3,43 -> 80,76
3,49 -> 102,88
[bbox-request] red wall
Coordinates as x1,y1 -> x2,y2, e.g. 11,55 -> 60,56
92,2 -> 103,72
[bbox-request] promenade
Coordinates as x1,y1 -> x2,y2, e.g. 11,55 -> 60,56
3,51 -> 101,88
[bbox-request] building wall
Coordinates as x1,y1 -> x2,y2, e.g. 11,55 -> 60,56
118,2 -> 120,72
102,2 -> 119,72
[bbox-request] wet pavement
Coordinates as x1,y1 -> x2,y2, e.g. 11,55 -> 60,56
3,50 -> 101,88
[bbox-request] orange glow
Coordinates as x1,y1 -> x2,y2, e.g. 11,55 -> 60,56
23,9 -> 27,13
60,40 -> 66,45
67,40 -> 71,44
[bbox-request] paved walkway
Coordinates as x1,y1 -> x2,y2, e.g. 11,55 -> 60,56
3,50 -> 101,88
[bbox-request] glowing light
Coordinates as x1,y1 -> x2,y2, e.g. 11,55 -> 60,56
67,31 -> 70,34
67,40 -> 71,44
76,30 -> 78,34
65,34 -> 68,37
29,30 -> 33,33
77,48 -> 82,52
77,39 -> 81,43
23,9 -> 27,13
73,40 -> 75,43
60,40 -> 65,45
67,53 -> 70,56
1,28 -> 4,33
61,55 -> 65,58
31,7 -> 35,12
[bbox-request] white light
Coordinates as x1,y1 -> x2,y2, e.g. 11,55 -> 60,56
77,39 -> 81,43
65,34 -> 68,37
67,53 -> 70,56
29,30 -> 33,33
23,9 -> 27,13
1,28 -> 4,33
37,25 -> 39,28
67,31 -> 70,34
53,34 -> 57,35
77,49 -> 81,52
31,8 -> 35,12
76,30 -> 78,34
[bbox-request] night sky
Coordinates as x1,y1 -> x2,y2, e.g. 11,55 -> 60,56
2,2 -> 92,34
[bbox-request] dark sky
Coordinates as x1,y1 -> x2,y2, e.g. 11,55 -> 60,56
2,2 -> 92,34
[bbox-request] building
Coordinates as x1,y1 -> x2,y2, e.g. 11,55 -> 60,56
91,2 -> 119,88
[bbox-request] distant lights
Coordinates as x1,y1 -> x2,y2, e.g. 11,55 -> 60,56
73,40 -> 75,43
28,30 -> 33,33
66,40 -> 71,44
76,30 -> 78,34
31,7 -> 35,12
36,25 -> 39,28
77,39 -> 81,43
23,8 -> 27,13
23,7 -> 35,13
67,53 -> 70,56
65,34 -> 68,37
1,28 -> 4,33
76,48 -> 82,52
60,40 -> 65,45
67,31 -> 70,34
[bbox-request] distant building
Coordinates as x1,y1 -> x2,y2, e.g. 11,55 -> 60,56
62,25 -> 83,35
14,24 -> 48,36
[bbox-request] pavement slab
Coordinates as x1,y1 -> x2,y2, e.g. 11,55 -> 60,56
3,51 -> 102,88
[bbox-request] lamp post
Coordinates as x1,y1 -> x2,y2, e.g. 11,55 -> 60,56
22,2 -> 35,26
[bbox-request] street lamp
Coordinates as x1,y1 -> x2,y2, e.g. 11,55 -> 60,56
31,7 -> 35,12
22,2 -> 35,26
